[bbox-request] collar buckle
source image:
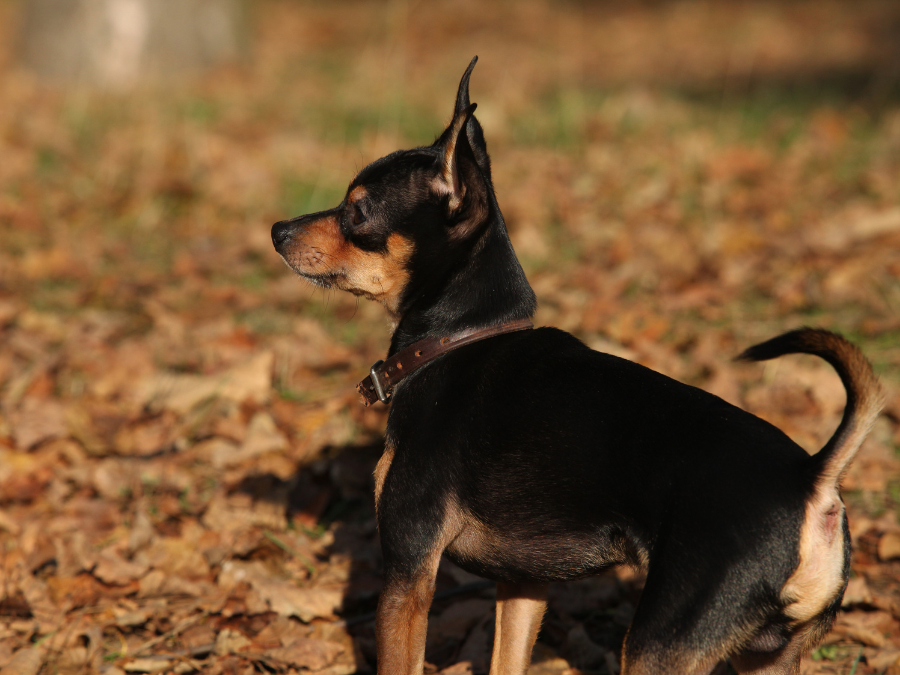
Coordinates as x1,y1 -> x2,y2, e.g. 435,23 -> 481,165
368,360 -> 392,404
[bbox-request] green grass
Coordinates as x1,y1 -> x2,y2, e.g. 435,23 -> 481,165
508,87 -> 609,148
280,175 -> 346,218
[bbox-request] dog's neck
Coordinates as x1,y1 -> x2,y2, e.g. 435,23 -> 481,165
389,207 -> 536,355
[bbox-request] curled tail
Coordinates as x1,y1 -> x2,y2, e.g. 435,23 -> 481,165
737,328 -> 884,486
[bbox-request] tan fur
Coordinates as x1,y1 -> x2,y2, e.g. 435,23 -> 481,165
490,582 -> 548,675
374,484 -> 468,674
731,623 -> 815,675
780,333 -> 883,624
620,647 -> 722,675
445,512 -> 646,575
795,331 -> 883,486
280,214 -> 414,319
781,493 -> 845,623
373,443 -> 394,517
348,185 -> 368,203
375,571 -> 436,675
437,110 -> 471,210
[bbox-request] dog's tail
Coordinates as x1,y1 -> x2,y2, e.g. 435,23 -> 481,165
736,328 -> 883,486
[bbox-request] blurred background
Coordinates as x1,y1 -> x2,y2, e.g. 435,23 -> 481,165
1,1 -> 899,673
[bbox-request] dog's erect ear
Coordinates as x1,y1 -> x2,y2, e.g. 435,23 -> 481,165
432,102 -> 490,238
453,56 -> 492,181
436,102 -> 477,211
434,102 -> 490,240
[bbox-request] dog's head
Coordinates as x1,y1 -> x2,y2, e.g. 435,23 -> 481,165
271,57 -> 496,323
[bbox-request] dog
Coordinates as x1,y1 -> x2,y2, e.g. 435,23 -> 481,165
271,57 -> 883,675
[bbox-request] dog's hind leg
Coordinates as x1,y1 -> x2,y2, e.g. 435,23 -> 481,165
489,581 -> 548,675
729,625 -> 814,675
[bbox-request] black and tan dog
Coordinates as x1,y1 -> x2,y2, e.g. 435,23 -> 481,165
271,58 -> 883,675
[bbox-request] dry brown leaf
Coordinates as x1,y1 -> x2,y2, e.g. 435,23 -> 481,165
211,412 -> 288,469
833,610 -> 895,647
254,615 -> 310,646
426,599 -> 493,650
214,628 -> 251,656
0,299 -> 19,327
138,350 -> 273,414
53,532 -> 97,578
842,577 -> 874,607
818,207 -> 900,250
135,537 -> 211,579
879,532 -> 900,562
122,657 -> 173,673
266,638 -> 344,671
0,647 -> 42,675
114,414 -> 177,456
93,548 -> 149,586
867,648 -> 900,671
218,561 -> 341,622
202,493 -> 287,532
127,509 -> 155,555
136,569 -> 211,598
10,398 -> 67,450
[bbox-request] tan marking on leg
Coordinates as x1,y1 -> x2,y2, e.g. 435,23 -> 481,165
780,490 -> 845,623
731,624 -> 814,675
373,442 -> 395,518
375,495 -> 467,674
489,582 -> 547,675
620,650 -> 721,675
376,572 -> 436,675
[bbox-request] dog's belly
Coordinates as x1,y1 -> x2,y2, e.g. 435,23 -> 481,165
444,517 -> 645,583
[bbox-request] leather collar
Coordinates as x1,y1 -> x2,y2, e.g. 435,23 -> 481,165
356,319 -> 534,406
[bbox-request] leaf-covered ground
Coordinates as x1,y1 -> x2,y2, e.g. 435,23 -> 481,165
1,1 -> 900,673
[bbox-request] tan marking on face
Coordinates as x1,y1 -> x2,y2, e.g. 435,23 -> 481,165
344,233 -> 414,318
781,489 -> 846,623
373,442 -> 395,517
348,185 -> 367,203
279,213 -> 414,319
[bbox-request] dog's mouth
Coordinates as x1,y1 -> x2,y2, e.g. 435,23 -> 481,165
296,270 -> 342,289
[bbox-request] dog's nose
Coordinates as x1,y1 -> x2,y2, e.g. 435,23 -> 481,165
271,220 -> 294,249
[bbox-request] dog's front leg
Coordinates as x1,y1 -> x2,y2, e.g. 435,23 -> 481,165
489,581 -> 548,675
375,568 -> 439,675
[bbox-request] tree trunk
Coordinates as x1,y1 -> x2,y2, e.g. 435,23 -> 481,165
17,0 -> 249,87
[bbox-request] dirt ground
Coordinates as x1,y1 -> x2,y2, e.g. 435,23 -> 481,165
1,0 -> 899,673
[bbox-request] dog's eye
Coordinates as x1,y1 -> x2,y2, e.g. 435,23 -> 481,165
352,204 -> 366,226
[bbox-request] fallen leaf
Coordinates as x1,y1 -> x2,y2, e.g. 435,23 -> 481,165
842,577 -> 873,607
211,412 -> 288,468
0,647 -> 42,675
122,657 -> 172,673
214,628 -> 251,656
426,599 -> 493,650
265,638 -> 344,670
218,561 -> 342,622
879,532 -> 900,561
10,398 -> 67,450
138,351 -> 273,414
136,537 -> 211,579
93,549 -> 149,586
